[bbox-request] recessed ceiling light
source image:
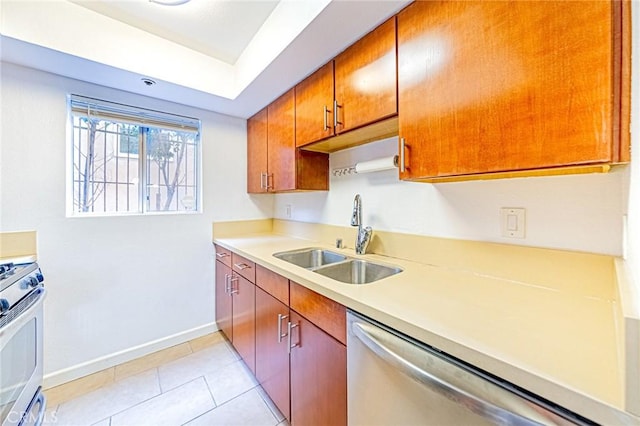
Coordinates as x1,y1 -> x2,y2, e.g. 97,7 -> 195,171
149,0 -> 191,5
141,78 -> 156,86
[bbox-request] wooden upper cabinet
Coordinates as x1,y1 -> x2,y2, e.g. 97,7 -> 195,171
268,89 -> 297,192
247,89 -> 329,193
334,17 -> 397,134
398,1 -> 630,180
247,108 -> 268,193
295,62 -> 335,147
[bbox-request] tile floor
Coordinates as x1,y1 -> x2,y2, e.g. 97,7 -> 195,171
44,332 -> 287,426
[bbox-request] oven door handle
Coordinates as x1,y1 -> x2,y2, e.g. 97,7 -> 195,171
21,389 -> 47,426
0,287 -> 46,334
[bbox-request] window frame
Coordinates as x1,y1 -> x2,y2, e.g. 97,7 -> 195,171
66,95 -> 202,217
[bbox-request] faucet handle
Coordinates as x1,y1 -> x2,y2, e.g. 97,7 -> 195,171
356,227 -> 373,255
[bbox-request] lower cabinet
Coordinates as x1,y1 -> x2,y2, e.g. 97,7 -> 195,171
214,245 -> 256,374
231,274 -> 256,374
255,287 -> 291,420
216,250 -> 346,425
289,310 -> 347,426
214,260 -> 233,341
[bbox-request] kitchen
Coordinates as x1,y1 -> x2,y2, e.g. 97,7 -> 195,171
1,0 -> 639,425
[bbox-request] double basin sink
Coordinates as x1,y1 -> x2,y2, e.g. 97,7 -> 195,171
273,247 -> 402,284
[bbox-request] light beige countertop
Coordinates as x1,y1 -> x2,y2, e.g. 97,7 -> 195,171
213,221 -> 639,425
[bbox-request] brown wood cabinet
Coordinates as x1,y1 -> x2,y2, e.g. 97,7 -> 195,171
289,310 -> 347,426
247,90 -> 329,193
218,254 -> 347,425
295,62 -> 335,147
334,17 -> 397,135
294,18 -> 398,150
255,286 -> 291,421
230,273 -> 256,374
214,258 -> 232,341
397,0 -> 630,181
214,245 -> 256,374
246,108 -> 268,193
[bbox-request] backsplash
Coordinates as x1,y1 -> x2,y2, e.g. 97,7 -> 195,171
274,137 -> 627,256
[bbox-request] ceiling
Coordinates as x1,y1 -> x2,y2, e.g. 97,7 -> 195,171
0,0 -> 410,118
69,0 -> 280,64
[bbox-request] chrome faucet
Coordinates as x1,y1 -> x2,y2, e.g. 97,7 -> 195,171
351,194 -> 372,255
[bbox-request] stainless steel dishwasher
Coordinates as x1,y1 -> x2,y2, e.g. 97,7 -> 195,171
347,311 -> 593,426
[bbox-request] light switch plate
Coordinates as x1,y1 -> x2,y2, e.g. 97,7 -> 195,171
500,207 -> 526,238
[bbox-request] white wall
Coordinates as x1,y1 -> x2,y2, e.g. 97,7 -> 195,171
625,5 -> 640,301
0,63 -> 273,382
275,137 -> 626,256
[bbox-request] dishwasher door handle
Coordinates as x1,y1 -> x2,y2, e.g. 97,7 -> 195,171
351,320 -> 563,426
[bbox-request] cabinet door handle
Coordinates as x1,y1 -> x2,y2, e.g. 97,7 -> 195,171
400,137 -> 406,173
260,172 -> 266,190
333,99 -> 342,129
216,252 -> 229,259
266,173 -> 274,190
233,263 -> 252,270
229,275 -> 239,294
277,313 -> 289,343
323,105 -> 332,131
224,274 -> 230,293
287,321 -> 299,353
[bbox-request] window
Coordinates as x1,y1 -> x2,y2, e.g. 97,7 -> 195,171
68,95 -> 200,215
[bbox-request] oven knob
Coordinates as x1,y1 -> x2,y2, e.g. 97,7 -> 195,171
27,277 -> 39,287
0,299 -> 9,314
36,272 -> 44,283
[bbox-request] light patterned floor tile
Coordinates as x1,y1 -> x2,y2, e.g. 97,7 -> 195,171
204,359 -> 258,405
114,343 -> 192,381
158,342 -> 237,392
184,388 -> 278,426
111,377 -> 215,426
52,369 -> 160,426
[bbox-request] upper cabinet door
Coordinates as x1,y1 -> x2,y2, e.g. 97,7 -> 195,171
247,108 -> 268,193
267,89 -> 296,191
334,17 -> 397,134
398,1 -> 625,180
295,62 -> 335,147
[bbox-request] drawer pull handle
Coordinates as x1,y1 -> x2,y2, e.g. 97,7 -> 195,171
216,252 -> 229,258
233,263 -> 252,270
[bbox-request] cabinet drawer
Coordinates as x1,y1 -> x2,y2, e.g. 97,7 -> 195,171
232,252 -> 256,283
290,281 -> 346,345
214,244 -> 232,267
256,265 -> 289,305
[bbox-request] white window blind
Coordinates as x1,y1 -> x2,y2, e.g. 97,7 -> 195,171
70,95 -> 200,133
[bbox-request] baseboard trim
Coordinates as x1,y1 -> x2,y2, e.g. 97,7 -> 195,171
43,322 -> 218,389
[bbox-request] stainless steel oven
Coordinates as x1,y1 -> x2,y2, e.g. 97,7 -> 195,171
0,262 -> 46,426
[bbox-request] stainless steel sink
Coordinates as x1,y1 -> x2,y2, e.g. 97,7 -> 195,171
313,259 -> 402,284
273,248 -> 347,269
